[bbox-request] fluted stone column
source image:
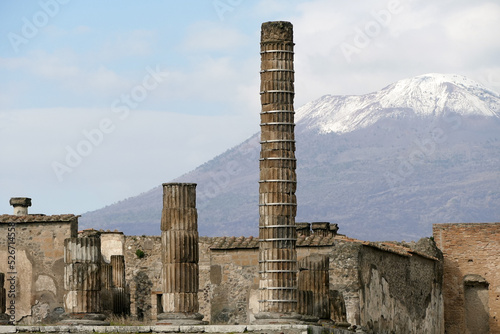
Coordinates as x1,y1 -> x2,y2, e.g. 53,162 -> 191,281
157,183 -> 204,325
256,21 -> 301,323
298,254 -> 330,321
0,273 -> 9,324
111,255 -> 128,315
60,234 -> 108,325
101,263 -> 113,313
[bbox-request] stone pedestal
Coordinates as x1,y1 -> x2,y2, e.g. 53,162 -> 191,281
156,183 -> 204,325
256,21 -> 301,324
60,235 -> 108,325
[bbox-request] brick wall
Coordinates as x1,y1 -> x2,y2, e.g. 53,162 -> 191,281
433,223 -> 500,334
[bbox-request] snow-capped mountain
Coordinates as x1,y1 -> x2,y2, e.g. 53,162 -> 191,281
80,74 -> 500,241
297,73 -> 500,134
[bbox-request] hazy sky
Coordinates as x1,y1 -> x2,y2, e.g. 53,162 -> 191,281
1,0 -> 499,216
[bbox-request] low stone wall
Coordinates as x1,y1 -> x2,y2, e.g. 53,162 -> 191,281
123,236 -> 162,323
0,324 -> 353,334
123,236 -> 212,323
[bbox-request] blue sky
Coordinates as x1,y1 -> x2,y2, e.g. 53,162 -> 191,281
1,0 -> 499,216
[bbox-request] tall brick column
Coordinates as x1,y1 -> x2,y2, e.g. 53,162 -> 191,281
0,273 -> 9,324
60,234 -> 108,325
157,183 -> 204,325
256,21 -> 301,323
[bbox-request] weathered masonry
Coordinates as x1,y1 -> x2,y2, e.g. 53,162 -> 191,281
0,199 -> 131,324
0,199 -> 78,323
119,222 -> 444,333
433,223 -> 500,334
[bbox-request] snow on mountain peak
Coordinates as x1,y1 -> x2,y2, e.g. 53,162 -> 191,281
296,73 -> 500,134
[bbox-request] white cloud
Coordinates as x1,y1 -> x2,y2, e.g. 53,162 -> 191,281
444,2 -> 500,50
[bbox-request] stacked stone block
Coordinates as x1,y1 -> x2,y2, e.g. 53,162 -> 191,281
257,21 -> 300,322
157,183 -> 204,325
61,235 -> 108,325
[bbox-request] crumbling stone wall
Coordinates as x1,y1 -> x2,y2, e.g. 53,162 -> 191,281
123,235 -> 211,323
327,240 -> 362,326
433,223 -> 500,334
123,235 -> 161,323
121,234 -> 443,331
206,238 -> 336,325
357,241 -> 444,334
208,248 -> 259,324
0,216 -> 77,324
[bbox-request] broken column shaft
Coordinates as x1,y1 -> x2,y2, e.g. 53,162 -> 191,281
61,235 -> 108,325
111,255 -> 128,315
100,262 -> 113,313
157,183 -> 204,325
257,21 -> 300,322
298,254 -> 330,320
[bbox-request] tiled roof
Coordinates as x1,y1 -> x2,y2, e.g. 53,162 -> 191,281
334,235 -> 438,261
297,234 -> 336,247
208,236 -> 259,249
0,214 -> 78,223
207,234 -> 336,250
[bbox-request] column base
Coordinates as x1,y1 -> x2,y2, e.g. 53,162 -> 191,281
0,313 -> 10,325
253,312 -> 303,324
156,312 -> 206,325
58,313 -> 109,326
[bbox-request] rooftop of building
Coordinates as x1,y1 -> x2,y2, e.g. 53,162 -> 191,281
0,214 -> 78,223
203,234 -> 438,261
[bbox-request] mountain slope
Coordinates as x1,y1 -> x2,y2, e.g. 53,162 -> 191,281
80,73 -> 500,241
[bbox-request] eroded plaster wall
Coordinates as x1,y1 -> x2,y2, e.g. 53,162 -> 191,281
101,232 -> 125,263
0,218 -> 77,323
358,245 -> 444,334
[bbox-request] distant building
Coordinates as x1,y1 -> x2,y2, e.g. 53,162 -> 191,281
433,223 -> 500,334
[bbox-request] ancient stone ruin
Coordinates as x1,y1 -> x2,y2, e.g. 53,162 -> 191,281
0,20 -> 498,334
157,183 -> 204,325
61,232 -> 108,325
